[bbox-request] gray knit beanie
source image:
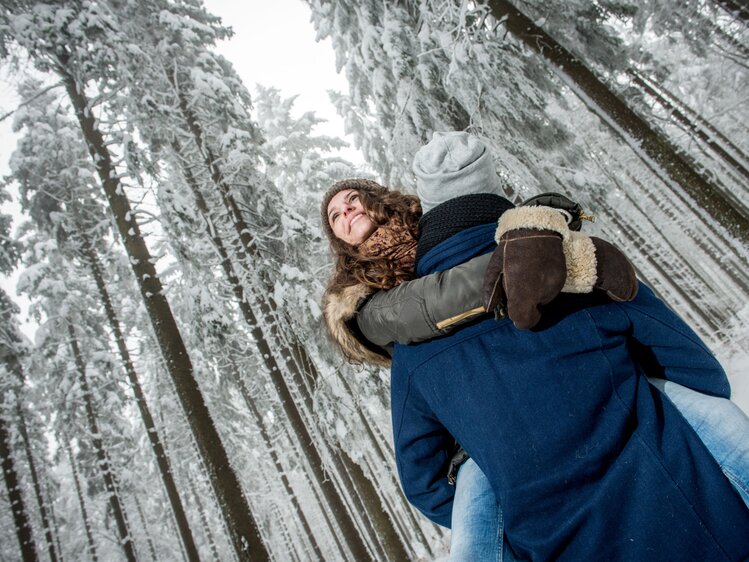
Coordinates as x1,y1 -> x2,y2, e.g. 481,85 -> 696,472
413,131 -> 502,214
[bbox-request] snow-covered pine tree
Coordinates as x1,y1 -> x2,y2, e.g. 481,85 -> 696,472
254,84 -> 357,211
4,76 -> 210,559
79,2 -> 421,558
0,3 -> 268,559
0,287 -> 59,562
0,203 -> 38,561
486,0 -> 749,238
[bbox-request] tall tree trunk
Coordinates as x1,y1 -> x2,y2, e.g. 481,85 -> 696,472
63,436 -> 99,562
56,57 -> 269,562
714,0 -> 749,23
174,148 -> 375,560
486,0 -> 749,242
43,475 -> 65,562
76,230 -> 201,562
15,401 -> 59,562
131,492 -> 158,562
227,359 -> 325,561
66,324 -> 137,562
1,345 -> 58,562
0,399 -> 38,562
186,475 -> 221,562
627,69 -> 749,184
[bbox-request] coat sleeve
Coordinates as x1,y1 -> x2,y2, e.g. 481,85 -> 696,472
618,283 -> 730,398
356,252 -> 491,347
392,376 -> 457,528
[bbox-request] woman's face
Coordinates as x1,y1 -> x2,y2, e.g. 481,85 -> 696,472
327,189 -> 378,246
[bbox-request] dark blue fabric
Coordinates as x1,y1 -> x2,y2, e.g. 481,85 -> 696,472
415,222 -> 497,277
392,225 -> 749,561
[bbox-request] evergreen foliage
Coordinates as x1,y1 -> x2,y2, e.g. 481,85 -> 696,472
0,1 -> 746,560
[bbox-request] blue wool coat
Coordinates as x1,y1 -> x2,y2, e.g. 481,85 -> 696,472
391,223 -> 749,561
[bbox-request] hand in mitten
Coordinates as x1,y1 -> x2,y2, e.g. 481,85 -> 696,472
483,228 -> 567,330
484,204 -> 638,331
590,237 -> 638,302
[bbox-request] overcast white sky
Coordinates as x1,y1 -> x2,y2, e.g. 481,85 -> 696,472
205,0 -> 361,162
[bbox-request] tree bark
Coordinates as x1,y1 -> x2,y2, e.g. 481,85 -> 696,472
42,475 -> 65,562
63,435 -> 99,562
486,0 -> 749,242
186,475 -> 221,562
0,401 -> 38,562
57,57 -> 269,561
0,340 -> 57,562
227,359 -> 325,561
627,69 -> 749,184
77,231 -> 201,562
67,324 -> 137,562
131,492 -> 158,562
15,402 -> 59,562
714,0 -> 749,23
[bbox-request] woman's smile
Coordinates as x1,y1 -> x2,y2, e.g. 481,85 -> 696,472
327,189 -> 378,245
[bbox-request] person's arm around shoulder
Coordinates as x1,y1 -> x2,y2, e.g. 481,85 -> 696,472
357,193 -> 640,349
356,253 -> 491,348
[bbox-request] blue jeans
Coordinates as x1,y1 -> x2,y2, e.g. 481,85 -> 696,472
648,378 -> 749,506
450,458 -> 511,562
449,382 -> 749,560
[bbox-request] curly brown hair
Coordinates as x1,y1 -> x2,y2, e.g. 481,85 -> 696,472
322,179 -> 422,293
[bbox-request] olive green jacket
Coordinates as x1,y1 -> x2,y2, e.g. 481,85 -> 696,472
322,204 -> 600,367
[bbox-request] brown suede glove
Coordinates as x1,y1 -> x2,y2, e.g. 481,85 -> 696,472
483,228 -> 567,330
590,237 -> 639,302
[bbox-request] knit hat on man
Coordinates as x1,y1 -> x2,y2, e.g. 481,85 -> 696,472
413,131 -> 502,214
320,178 -> 388,243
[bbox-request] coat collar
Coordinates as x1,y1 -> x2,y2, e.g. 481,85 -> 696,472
416,193 -> 514,263
416,222 -> 498,276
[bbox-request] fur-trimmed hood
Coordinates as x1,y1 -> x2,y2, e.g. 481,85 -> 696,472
323,283 -> 392,368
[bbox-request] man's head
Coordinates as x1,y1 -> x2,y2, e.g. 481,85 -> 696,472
413,131 -> 503,214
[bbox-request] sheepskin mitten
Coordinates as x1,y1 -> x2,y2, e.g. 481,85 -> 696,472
484,228 -> 567,329
484,205 -> 638,329
590,237 -> 639,302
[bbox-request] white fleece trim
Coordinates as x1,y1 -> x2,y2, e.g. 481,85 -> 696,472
561,231 -> 598,293
323,284 -> 392,368
496,206 -> 598,294
496,206 -> 571,242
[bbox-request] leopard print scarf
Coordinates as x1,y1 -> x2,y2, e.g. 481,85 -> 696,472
358,216 -> 418,277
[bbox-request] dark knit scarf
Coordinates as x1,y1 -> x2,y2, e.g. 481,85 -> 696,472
359,215 -> 418,274
416,193 -> 515,264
